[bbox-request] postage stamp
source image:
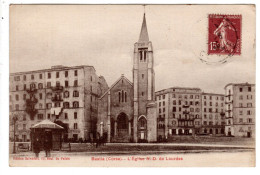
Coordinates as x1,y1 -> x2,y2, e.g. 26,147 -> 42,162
208,14 -> 241,55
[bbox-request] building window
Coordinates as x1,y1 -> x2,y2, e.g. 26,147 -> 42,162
31,74 -> 34,80
125,92 -> 127,102
247,103 -> 252,107
64,91 -> 69,98
139,51 -> 142,61
73,101 -> 79,108
239,103 -> 243,107
47,103 -> 52,109
239,118 -> 243,123
239,95 -> 243,100
248,118 -> 252,123
142,74 -> 144,79
65,71 -> 68,77
119,92 -> 121,102
142,92 -> 144,96
247,110 -> 251,115
14,76 -> 20,81
23,94 -> 26,100
248,87 -> 251,92
23,84 -> 26,90
16,85 -> 19,91
39,93 -> 42,99
63,102 -> 70,108
239,110 -> 243,115
54,102 -> 60,107
39,74 -> 42,79
74,112 -> 77,119
56,81 -> 60,87
38,114 -> 43,120
239,87 -> 243,92
74,80 -> 78,86
47,82 -> 51,88
23,75 -> 26,81
48,72 -> 51,79
15,104 -> 19,110
47,114 -> 51,119
56,72 -> 59,78
74,70 -> 78,76
65,80 -> 69,87
38,83 -> 43,89
65,113 -> 68,119
73,90 -> 79,97
15,94 -> 19,101
74,123 -> 78,129
173,100 -> 176,105
204,108 -> 206,112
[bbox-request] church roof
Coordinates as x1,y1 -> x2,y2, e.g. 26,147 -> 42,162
99,74 -> 133,99
138,13 -> 149,42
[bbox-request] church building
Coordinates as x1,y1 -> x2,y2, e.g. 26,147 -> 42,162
97,14 -> 157,143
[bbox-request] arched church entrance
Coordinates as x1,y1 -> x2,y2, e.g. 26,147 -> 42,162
117,113 -> 128,137
138,116 -> 147,142
112,112 -> 130,142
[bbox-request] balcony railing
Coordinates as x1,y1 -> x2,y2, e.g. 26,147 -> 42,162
26,88 -> 37,94
51,96 -> 63,102
183,104 -> 189,108
51,86 -> 64,91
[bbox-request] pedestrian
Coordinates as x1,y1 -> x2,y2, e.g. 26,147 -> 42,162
43,138 -> 51,157
33,137 -> 41,158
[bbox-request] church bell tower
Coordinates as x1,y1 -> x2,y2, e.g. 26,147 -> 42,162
133,13 -> 157,142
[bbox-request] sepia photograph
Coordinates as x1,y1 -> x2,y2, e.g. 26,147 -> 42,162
7,4 -> 255,167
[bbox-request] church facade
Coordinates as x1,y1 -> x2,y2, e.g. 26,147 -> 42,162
97,14 -> 157,143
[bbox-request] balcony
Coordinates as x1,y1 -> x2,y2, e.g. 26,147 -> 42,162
26,88 -> 37,94
183,111 -> 190,114
25,97 -> 38,105
183,104 -> 189,108
51,86 -> 64,92
51,96 -> 63,102
220,112 -> 225,116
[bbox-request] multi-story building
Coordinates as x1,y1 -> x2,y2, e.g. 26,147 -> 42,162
224,83 -> 255,138
201,93 -> 225,135
155,87 -> 203,139
9,65 -> 108,142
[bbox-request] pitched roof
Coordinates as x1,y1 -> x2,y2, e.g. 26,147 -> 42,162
31,119 -> 64,129
99,74 -> 133,99
138,13 -> 149,42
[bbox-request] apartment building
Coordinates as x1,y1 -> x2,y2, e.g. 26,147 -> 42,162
9,65 -> 108,142
201,93 -> 225,135
224,83 -> 255,138
156,87 -> 202,139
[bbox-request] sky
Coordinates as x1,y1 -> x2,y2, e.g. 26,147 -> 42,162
9,5 -> 256,94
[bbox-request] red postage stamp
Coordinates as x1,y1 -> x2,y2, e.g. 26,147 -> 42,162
208,14 -> 241,55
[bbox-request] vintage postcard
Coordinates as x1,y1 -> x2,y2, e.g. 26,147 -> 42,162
9,4 -> 255,167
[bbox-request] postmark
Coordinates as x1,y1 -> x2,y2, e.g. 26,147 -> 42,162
208,14 -> 241,55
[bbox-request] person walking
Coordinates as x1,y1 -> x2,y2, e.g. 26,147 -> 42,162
33,137 -> 41,158
43,138 -> 51,157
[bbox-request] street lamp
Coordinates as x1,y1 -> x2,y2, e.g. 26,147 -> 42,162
13,115 -> 18,154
